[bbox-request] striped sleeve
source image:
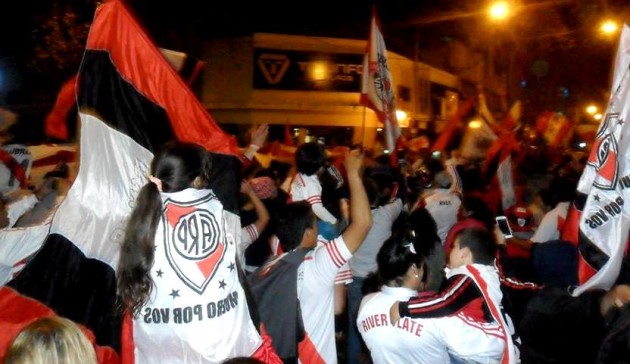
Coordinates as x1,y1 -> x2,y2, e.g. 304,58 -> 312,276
239,224 -> 259,253
399,275 -> 482,318
335,263 -> 353,285
324,239 -> 348,268
495,248 -> 541,291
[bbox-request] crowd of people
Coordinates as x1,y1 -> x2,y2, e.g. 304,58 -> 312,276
232,124 -> 630,364
2,122 -> 630,363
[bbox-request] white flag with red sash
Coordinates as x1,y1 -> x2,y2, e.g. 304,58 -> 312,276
360,6 -> 400,153
571,24 -> 630,296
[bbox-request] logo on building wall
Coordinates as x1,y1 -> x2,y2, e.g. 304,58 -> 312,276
258,53 -> 291,84
253,48 -> 363,92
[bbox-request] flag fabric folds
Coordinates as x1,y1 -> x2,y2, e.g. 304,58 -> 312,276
495,147 -> 516,212
431,97 -> 475,153
158,48 -> 205,86
535,111 -> 572,149
44,54 -> 204,142
571,24 -> 630,296
482,102 -> 522,213
478,93 -> 497,127
0,0 -> 273,362
44,75 -> 78,141
360,6 -> 400,153
502,101 -> 521,131
459,105 -> 498,161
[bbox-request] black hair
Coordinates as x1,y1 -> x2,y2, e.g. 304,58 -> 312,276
549,176 -> 577,204
455,227 -> 497,265
117,141 -> 210,316
319,167 -> 344,220
363,176 -> 380,207
275,201 -> 315,252
295,142 -> 327,176
462,195 -> 495,231
221,358 -> 263,364
370,172 -> 395,206
375,233 -> 427,289
404,210 -> 445,292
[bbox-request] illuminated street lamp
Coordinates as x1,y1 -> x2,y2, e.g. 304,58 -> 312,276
395,109 -> 408,121
600,20 -> 619,36
488,1 -> 510,21
468,119 -> 483,129
396,109 -> 409,127
585,105 -> 598,115
594,113 -> 603,121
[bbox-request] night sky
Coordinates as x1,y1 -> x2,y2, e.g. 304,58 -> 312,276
0,0 -> 629,135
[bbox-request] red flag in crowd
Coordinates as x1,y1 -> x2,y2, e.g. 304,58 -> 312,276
43,49 -> 204,142
44,75 -> 77,141
431,97 -> 474,152
158,48 -> 205,86
535,111 -> 572,149
360,6 -> 401,153
481,101 -> 523,213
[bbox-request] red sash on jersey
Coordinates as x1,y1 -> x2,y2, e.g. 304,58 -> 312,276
0,148 -> 27,189
467,265 -> 516,364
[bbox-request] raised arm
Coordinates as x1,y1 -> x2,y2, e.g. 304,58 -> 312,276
341,148 -> 372,253
241,180 -> 270,235
242,123 -> 269,161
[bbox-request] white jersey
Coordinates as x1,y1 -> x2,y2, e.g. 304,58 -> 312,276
289,173 -> 337,224
424,188 -> 462,245
446,264 -> 517,364
269,235 -> 352,285
237,224 -> 258,271
297,236 -> 352,363
133,188 -> 262,363
357,286 -> 449,364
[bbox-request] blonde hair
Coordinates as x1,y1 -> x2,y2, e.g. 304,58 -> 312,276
4,316 -> 98,364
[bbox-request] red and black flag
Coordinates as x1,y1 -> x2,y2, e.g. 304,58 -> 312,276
44,52 -> 204,142
0,1 -> 276,362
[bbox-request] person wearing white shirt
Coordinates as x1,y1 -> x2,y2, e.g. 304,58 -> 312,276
357,235 -> 449,364
263,148 -> 372,363
347,175 -> 403,364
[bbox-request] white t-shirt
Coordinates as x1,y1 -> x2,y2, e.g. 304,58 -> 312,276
297,236 -> 352,363
237,224 -> 258,271
530,201 -> 570,243
133,188 -> 262,363
357,285 -> 449,364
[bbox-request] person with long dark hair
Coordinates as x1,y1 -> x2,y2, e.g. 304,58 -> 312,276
117,141 -> 279,363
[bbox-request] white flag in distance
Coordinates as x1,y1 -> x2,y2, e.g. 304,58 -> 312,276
360,6 -> 401,152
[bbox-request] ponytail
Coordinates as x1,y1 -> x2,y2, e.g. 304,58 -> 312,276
117,182 -> 163,316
